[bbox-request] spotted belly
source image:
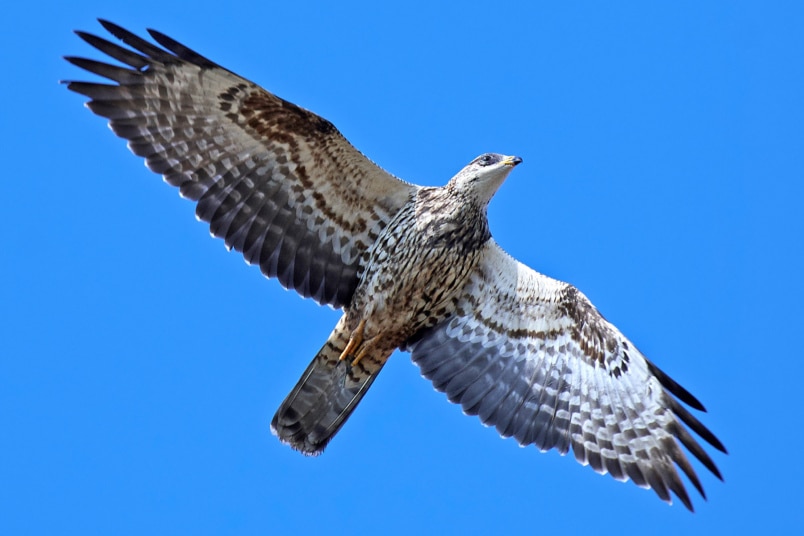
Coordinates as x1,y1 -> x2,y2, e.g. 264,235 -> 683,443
347,188 -> 491,344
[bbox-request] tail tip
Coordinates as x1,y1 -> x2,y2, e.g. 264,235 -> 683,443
270,415 -> 328,456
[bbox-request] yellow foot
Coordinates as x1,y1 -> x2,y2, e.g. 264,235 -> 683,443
338,319 -> 366,363
351,344 -> 374,368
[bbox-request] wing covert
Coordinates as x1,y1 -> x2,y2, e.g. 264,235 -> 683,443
405,241 -> 725,510
65,20 -> 417,308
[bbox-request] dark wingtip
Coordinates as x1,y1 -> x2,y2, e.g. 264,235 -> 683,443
709,434 -> 727,455
682,498 -> 695,513
146,27 -> 220,69
97,18 -> 123,36
94,19 -> 177,63
672,482 -> 694,512
646,360 -> 706,411
98,18 -> 120,31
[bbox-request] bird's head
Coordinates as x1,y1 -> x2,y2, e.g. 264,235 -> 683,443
447,153 -> 522,206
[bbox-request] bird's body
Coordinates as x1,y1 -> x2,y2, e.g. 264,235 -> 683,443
350,183 -> 492,345
65,20 -> 726,511
274,165 -> 503,452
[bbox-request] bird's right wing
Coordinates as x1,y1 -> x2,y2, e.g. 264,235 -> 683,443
65,20 -> 418,308
405,241 -> 725,510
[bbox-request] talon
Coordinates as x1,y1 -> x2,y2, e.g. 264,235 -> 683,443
339,319 -> 366,362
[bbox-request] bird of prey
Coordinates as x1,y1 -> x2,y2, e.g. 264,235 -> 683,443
64,20 -> 725,511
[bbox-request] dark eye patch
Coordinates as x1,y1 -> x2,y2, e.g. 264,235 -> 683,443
478,153 -> 499,167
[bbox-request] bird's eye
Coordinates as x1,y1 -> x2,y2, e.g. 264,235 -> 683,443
478,154 -> 498,167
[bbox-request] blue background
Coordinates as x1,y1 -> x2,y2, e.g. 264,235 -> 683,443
3,1 -> 802,534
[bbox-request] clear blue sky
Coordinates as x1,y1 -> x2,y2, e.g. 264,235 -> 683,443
2,1 -> 802,534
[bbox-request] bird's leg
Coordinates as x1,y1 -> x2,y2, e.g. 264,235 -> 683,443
338,319 -> 366,363
351,341 -> 378,368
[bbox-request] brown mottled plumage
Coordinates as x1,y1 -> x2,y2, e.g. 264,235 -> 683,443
273,181 -> 497,453
65,21 -> 725,511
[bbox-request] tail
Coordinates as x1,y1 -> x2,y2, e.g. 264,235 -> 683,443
271,317 -> 388,455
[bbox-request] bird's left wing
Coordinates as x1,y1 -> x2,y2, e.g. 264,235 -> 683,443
404,241 -> 725,510
64,21 -> 418,308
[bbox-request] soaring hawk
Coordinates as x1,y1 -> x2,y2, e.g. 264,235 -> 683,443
64,20 -> 725,511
